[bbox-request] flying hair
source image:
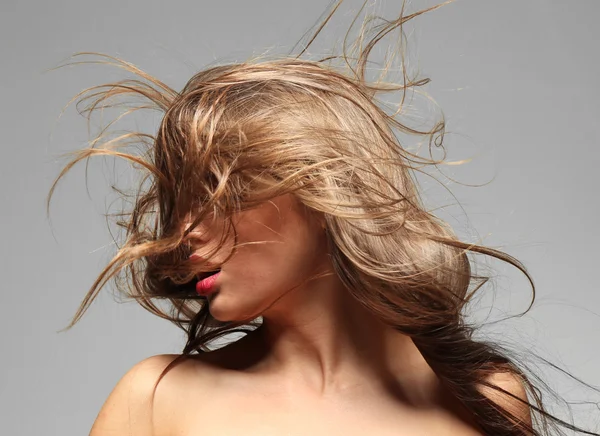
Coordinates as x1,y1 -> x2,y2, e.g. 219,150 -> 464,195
46,1 -> 600,434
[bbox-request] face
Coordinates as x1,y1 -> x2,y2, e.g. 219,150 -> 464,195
184,194 -> 331,322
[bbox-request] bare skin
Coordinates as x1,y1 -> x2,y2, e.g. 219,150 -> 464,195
89,195 -> 527,435
92,330 -> 483,436
156,332 -> 483,436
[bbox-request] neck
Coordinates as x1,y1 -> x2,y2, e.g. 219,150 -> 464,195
251,272 -> 435,398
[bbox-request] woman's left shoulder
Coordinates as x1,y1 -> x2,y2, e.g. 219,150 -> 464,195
478,371 -> 533,427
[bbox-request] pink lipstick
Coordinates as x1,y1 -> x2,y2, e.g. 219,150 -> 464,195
196,271 -> 220,296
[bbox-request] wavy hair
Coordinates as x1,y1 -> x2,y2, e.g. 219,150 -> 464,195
46,1 -> 599,434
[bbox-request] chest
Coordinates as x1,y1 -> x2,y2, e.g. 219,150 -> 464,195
175,394 -> 482,436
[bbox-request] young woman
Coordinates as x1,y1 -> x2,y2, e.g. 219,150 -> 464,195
47,1 -> 599,435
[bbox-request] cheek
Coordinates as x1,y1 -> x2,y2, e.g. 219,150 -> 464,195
207,197 -> 326,321
232,231 -> 322,295
211,242 -> 317,322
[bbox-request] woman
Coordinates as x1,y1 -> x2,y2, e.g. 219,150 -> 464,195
47,1 -> 599,435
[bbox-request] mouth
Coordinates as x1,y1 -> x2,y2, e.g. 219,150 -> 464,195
196,270 -> 221,297
177,269 -> 221,299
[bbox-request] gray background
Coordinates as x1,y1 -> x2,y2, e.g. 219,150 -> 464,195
2,0 -> 599,434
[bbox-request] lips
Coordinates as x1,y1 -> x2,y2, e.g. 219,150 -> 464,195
195,270 -> 221,296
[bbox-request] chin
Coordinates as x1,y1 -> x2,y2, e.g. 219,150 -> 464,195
206,297 -> 231,322
207,293 -> 262,324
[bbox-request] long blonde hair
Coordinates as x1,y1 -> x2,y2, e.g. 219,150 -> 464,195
46,1 -> 599,434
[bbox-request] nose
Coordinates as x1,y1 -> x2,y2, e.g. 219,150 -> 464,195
182,213 -> 224,251
183,223 -> 211,244
183,230 -> 210,263
181,211 -> 228,252
182,210 -> 206,234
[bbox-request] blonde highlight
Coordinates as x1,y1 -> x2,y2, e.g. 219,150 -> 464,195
46,1 -> 599,435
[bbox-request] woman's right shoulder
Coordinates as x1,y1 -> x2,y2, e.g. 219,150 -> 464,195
89,353 -> 221,436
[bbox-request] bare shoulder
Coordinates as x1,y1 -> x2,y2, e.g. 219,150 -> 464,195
478,370 -> 533,428
89,353 -> 220,436
434,369 -> 533,435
